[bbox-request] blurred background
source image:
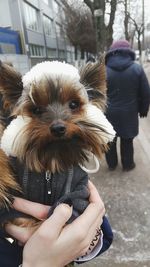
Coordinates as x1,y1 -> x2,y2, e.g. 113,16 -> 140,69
0,0 -> 150,73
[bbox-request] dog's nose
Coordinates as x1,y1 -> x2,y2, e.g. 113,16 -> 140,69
50,123 -> 66,137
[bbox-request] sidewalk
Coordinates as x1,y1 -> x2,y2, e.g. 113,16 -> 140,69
81,115 -> 150,267
80,63 -> 150,267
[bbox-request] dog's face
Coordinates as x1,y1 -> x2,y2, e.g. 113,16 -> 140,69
0,61 -> 115,173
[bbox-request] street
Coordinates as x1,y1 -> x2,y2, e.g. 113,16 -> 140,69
80,63 -> 150,267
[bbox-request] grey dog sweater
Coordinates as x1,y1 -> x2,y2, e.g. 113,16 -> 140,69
0,157 -> 89,225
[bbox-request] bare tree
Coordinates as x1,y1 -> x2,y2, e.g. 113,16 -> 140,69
123,0 -> 130,40
84,0 -> 117,53
62,0 -> 96,59
106,0 -> 117,48
128,15 -> 144,56
121,0 -> 144,56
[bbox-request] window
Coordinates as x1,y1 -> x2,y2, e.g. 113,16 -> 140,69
29,44 -> 44,57
67,51 -> 73,62
59,50 -> 65,59
43,15 -> 53,36
47,48 -> 57,58
55,23 -> 63,37
23,2 -> 39,31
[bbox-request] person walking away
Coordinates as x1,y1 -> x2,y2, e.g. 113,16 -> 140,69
105,40 -> 150,171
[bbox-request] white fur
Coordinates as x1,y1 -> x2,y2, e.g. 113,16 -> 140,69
85,104 -> 116,143
1,116 -> 31,156
22,61 -> 80,89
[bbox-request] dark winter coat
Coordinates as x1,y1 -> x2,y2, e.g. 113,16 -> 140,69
105,49 -> 150,138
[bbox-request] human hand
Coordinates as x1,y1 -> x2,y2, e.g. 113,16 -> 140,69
5,198 -> 50,243
139,112 -> 147,118
6,181 -> 105,267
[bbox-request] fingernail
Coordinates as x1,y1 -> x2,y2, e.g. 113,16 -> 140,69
48,199 -> 72,218
63,198 -> 73,207
48,203 -> 58,217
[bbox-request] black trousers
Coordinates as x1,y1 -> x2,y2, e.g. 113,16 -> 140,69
105,136 -> 134,169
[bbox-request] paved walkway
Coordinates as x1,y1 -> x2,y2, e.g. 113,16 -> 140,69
80,64 -> 150,267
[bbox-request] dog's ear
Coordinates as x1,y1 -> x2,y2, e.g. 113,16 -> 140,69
0,61 -> 23,112
79,57 -> 107,110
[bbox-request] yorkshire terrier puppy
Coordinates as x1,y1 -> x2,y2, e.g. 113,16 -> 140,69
0,60 -> 115,230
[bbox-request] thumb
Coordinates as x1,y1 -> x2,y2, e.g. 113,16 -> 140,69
39,204 -> 72,239
53,203 -> 73,223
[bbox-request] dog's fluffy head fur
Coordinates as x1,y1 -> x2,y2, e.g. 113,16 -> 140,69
0,60 -> 115,173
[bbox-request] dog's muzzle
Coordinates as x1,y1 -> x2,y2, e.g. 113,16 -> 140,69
50,122 -> 66,137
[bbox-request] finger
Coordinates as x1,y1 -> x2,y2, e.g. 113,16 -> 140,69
61,201 -> 104,253
83,189 -> 104,251
88,180 -> 104,203
72,200 -> 104,233
78,216 -> 103,257
38,204 -> 72,239
86,215 -> 103,244
5,223 -> 37,244
88,180 -> 105,214
63,182 -> 104,243
58,209 -> 103,260
12,197 -> 50,220
83,213 -> 103,246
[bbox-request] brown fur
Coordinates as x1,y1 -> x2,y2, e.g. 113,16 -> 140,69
0,61 -> 23,138
0,149 -> 21,208
0,60 -> 110,267
80,57 -> 107,110
0,61 -> 23,112
0,60 -> 108,225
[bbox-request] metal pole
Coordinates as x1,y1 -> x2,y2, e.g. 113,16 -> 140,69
142,0 -> 145,50
94,0 -> 105,55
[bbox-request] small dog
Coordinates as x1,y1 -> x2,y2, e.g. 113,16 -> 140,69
0,60 -> 115,229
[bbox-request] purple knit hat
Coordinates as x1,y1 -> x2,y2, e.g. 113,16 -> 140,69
109,40 -> 131,50
105,39 -> 135,62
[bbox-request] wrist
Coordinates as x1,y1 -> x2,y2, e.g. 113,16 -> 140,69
75,228 -> 103,263
21,262 -> 62,267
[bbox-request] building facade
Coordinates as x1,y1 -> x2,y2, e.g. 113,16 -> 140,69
0,0 -> 75,72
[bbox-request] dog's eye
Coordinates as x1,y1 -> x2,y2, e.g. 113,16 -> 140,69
32,107 -> 43,115
69,100 -> 80,110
